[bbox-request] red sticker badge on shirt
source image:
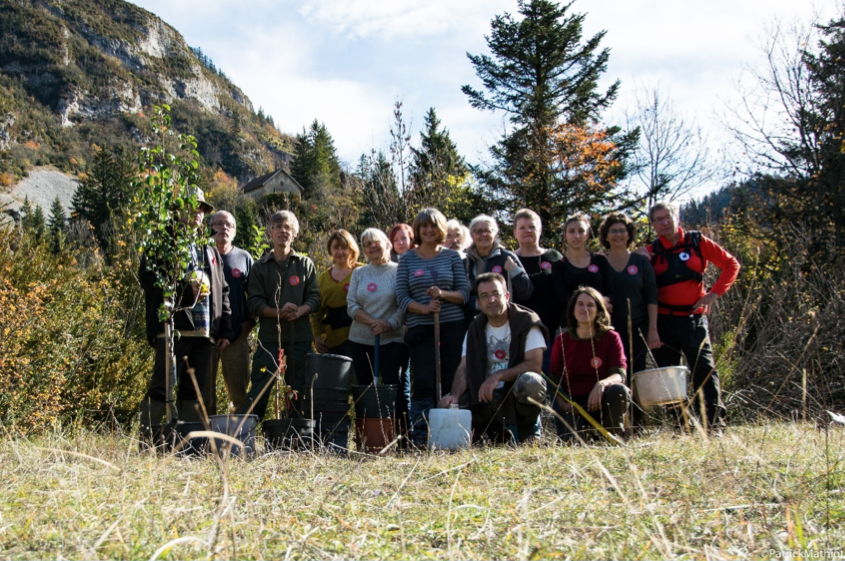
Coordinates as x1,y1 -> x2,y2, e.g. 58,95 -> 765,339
590,357 -> 603,368
343,283 -> 350,293
588,264 -> 599,273
289,275 -> 300,286
494,349 -> 507,360
492,265 -> 503,274
540,261 -> 551,270
232,268 -> 242,278
627,265 -> 638,275
414,269 -> 425,277
367,283 -> 377,292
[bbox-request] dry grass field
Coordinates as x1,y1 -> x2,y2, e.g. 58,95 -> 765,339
0,421 -> 843,560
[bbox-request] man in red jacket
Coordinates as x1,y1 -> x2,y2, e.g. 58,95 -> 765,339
647,201 -> 740,432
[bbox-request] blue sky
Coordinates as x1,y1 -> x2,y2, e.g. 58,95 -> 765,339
131,0 -> 836,193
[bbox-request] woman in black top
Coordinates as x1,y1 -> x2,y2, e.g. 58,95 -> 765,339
551,213 -> 614,330
512,208 -> 562,373
599,213 -> 661,375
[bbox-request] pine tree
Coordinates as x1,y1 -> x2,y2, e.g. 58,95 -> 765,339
71,145 -> 134,253
463,0 -> 637,242
48,195 -> 66,253
31,205 -> 46,241
797,16 -> 845,253
290,120 -> 342,196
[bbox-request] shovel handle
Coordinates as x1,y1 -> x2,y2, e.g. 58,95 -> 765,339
373,334 -> 380,384
434,311 -> 441,403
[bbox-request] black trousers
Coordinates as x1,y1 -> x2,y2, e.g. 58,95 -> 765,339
553,383 -> 631,441
615,319 -> 649,428
350,340 -> 411,438
651,314 -> 726,427
147,336 -> 213,403
615,319 -> 650,375
407,319 -> 466,402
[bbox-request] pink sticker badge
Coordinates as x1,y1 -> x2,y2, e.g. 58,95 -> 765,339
627,265 -> 639,275
232,268 -> 242,278
588,264 -> 599,273
590,357 -> 603,368
367,283 -> 377,292
540,261 -> 551,270
494,349 -> 507,360
343,283 -> 350,293
414,269 -> 425,277
492,265 -> 503,274
289,275 -> 300,286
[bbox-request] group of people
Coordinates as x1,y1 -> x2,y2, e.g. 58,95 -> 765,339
139,189 -> 740,447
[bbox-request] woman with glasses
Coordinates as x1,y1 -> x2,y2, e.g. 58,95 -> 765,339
347,228 -> 410,441
598,213 -> 660,375
463,214 -> 533,324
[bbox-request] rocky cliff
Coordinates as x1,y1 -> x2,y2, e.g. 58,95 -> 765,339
0,0 -> 291,183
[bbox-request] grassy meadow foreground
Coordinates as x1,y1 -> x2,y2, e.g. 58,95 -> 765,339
0,422 -> 842,560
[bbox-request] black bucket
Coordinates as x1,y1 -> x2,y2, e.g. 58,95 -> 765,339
173,421 -> 207,456
144,422 -> 206,456
304,353 -> 353,390
208,414 -> 258,457
301,353 -> 353,450
263,418 -> 316,451
352,385 -> 398,419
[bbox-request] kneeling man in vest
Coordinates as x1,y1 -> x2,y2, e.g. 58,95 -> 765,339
440,272 -> 548,443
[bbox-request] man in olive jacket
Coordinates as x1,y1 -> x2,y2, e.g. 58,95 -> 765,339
440,272 -> 548,443
245,210 -> 321,420
139,190 -> 234,432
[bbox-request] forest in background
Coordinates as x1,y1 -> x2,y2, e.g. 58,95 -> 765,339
1,0 -> 843,433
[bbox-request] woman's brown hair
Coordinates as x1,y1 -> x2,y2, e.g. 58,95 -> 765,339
565,286 -> 612,337
325,229 -> 360,267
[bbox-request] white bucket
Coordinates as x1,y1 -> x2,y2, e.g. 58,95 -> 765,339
633,366 -> 689,407
428,406 -> 472,451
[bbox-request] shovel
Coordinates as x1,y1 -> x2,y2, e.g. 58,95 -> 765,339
287,321 -> 296,416
374,333 -> 380,385
434,312 -> 442,404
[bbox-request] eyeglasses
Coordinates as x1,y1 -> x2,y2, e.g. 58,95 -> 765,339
213,221 -> 235,229
607,228 -> 628,235
473,229 -> 494,236
651,215 -> 673,224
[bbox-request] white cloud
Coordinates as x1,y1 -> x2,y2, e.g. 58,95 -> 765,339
297,0 -> 512,40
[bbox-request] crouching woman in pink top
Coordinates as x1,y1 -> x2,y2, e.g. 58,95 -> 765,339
549,286 -> 631,441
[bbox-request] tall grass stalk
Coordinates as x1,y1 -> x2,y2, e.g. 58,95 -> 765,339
1,421 -> 842,559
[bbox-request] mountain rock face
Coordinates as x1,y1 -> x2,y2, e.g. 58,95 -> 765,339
0,0 -> 290,182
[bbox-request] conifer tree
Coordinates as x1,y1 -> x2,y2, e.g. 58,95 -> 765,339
290,120 -> 342,196
48,196 -> 66,253
463,0 -> 637,241
71,145 -> 134,254
31,205 -> 46,241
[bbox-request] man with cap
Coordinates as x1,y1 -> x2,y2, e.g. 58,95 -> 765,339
439,272 -> 548,443
139,188 -> 234,434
